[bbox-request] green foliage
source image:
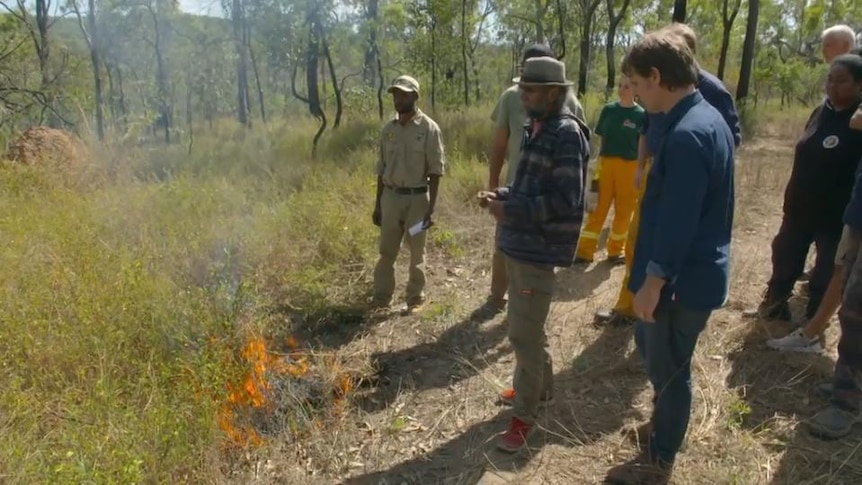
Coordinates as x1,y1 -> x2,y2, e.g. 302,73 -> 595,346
0,0 -> 838,137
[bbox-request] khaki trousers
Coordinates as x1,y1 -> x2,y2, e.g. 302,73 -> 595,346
506,256 -> 555,425
490,224 -> 508,302
372,189 -> 429,305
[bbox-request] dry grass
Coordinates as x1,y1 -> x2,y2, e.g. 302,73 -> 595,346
1,98 -> 858,483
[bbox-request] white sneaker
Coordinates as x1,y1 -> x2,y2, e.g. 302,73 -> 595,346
766,328 -> 824,354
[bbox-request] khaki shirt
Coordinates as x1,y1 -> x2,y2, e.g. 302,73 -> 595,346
491,85 -> 585,185
376,109 -> 445,188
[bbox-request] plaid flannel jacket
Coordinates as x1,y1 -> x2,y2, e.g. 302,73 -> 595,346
496,106 -> 591,267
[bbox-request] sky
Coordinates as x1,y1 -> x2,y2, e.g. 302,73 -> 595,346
178,0 -> 223,17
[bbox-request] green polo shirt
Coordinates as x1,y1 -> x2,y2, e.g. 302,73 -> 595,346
595,101 -> 645,161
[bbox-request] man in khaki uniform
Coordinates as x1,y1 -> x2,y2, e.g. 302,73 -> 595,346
371,75 -> 445,314
478,44 -> 585,317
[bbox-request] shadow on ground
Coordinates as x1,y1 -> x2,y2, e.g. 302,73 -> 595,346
357,259 -> 616,414
289,302 -> 392,350
725,316 -> 862,484
554,259 -> 615,302
343,319 -> 650,484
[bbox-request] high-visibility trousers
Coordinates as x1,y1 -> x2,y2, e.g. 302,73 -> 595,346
612,160 -> 651,317
576,156 -> 639,261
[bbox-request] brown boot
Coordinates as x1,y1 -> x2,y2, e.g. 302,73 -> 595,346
604,452 -> 673,484
402,296 -> 426,315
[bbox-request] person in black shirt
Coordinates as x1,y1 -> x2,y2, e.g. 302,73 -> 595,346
747,54 -> 862,322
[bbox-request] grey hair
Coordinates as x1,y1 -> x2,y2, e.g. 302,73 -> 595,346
822,24 -> 858,48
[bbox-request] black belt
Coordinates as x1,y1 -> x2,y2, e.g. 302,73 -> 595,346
386,186 -> 427,195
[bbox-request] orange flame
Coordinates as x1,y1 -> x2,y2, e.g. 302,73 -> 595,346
217,333 -> 355,447
218,335 -> 309,447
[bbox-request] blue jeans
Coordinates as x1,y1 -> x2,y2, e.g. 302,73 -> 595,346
634,298 -> 711,464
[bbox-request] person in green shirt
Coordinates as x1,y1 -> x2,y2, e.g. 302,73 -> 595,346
474,44 -> 585,317
575,76 -> 645,263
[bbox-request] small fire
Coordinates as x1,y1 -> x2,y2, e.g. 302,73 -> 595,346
218,335 -> 310,447
217,333 -> 356,448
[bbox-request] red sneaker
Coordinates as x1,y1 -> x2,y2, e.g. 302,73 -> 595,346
497,417 -> 532,453
497,388 -> 555,408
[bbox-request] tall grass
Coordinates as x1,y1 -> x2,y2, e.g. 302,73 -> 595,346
0,102 -> 493,482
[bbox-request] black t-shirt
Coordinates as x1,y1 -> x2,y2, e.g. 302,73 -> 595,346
784,100 -> 862,231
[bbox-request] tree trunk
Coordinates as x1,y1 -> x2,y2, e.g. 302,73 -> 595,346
186,68 -> 194,155
577,0 -> 601,98
292,9 -> 327,157
461,0 -> 470,106
736,0 -> 759,101
533,0 -> 546,43
231,0 -> 250,127
34,0 -> 50,84
89,9 -> 104,141
320,24 -> 343,128
363,0 -> 379,87
717,0 -> 741,80
471,51 -> 481,103
553,0 -> 566,59
672,0 -> 686,22
578,24 -> 590,97
376,45 -> 385,120
105,62 -> 117,122
73,0 -> 104,140
605,0 -> 631,96
148,3 -> 171,143
246,22 -> 266,124
116,66 -> 128,129
430,19 -> 437,111
34,0 -> 53,123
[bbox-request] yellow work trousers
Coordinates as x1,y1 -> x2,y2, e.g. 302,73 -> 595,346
612,160 -> 651,317
576,156 -> 639,261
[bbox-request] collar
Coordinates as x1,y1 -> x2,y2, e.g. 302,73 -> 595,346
663,90 -> 703,130
393,108 -> 424,125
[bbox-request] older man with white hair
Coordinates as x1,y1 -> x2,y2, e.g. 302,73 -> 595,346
823,24 -> 857,63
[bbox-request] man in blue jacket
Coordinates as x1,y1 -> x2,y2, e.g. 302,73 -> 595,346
595,22 -> 740,327
605,28 -> 735,483
661,22 -> 742,147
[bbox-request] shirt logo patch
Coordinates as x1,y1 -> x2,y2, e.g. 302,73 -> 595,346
822,135 -> 840,149
386,132 -> 395,142
623,119 -> 636,129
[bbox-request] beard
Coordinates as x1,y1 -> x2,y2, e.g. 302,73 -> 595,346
526,107 -> 547,119
395,102 -> 416,114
